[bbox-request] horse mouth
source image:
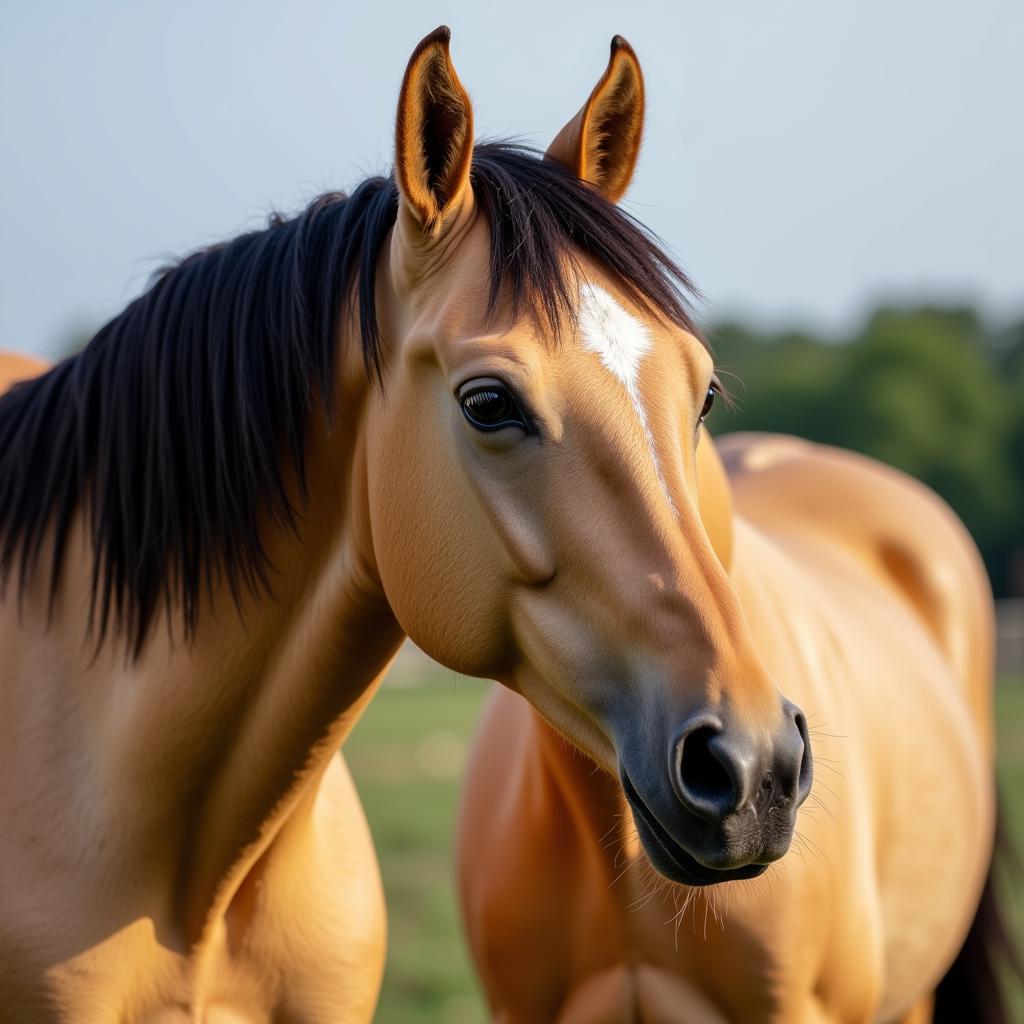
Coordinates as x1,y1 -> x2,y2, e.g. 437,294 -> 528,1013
620,770 -> 768,886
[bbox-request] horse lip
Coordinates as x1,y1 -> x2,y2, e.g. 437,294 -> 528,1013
620,768 -> 769,886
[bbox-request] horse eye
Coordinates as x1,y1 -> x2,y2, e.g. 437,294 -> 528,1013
699,383 -> 718,423
459,383 -> 528,432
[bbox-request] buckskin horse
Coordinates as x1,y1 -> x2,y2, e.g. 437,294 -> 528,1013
0,26 -> 1011,1024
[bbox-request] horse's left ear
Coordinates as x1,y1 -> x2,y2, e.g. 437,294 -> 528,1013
395,26 -> 474,235
545,36 -> 645,203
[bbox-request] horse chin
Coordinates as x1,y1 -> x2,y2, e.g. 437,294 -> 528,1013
620,770 -> 771,887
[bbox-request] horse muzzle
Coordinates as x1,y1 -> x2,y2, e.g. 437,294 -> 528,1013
619,699 -> 813,885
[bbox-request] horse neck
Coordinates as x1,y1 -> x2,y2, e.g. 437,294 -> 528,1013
168,340 -> 406,937
11,330 -> 404,942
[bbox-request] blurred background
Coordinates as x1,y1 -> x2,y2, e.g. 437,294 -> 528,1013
3,1 -> 1021,1020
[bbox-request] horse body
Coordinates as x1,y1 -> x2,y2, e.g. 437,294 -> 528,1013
458,432 -> 994,1023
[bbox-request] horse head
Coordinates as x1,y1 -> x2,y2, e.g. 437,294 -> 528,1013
367,28 -> 812,885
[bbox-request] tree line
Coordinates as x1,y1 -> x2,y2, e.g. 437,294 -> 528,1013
708,306 -> 1024,598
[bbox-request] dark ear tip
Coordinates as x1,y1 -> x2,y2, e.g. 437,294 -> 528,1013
609,34 -> 637,60
408,25 -> 453,65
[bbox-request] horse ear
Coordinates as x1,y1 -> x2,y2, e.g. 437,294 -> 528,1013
395,26 -> 474,234
545,36 -> 645,203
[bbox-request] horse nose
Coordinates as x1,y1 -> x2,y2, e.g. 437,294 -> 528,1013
671,704 -> 812,824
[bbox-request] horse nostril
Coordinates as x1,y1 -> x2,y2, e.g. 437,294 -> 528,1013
674,723 -> 744,822
793,710 -> 813,802
773,703 -> 813,807
672,707 -> 809,825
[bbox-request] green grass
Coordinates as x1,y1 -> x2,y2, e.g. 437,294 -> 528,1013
345,658 -> 489,1024
996,678 -> 1024,1024
346,662 -> 1024,1023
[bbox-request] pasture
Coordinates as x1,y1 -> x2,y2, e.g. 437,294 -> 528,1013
346,657 -> 1024,1023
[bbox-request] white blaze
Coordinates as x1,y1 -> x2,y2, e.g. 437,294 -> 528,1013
578,283 -> 675,510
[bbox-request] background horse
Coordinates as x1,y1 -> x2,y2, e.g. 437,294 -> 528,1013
457,40 -> 1013,1024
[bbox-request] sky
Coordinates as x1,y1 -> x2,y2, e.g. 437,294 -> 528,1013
2,0 -> 1021,357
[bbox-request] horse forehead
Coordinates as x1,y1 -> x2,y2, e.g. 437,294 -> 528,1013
577,283 -> 654,386
577,282 -> 677,510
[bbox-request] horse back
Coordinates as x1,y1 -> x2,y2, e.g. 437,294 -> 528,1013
717,431 -> 995,745
0,352 -> 49,394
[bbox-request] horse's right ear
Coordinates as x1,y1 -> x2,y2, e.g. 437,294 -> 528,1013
545,36 -> 644,204
395,26 -> 474,236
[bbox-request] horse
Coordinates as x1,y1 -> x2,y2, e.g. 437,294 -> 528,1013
0,26 -> 1004,1024
454,40 -> 1016,1024
0,24 -> 696,1022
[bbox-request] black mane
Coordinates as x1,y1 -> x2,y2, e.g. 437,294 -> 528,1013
0,142 -> 700,653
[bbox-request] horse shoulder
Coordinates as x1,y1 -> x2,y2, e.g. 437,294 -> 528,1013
217,751 -> 386,1021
